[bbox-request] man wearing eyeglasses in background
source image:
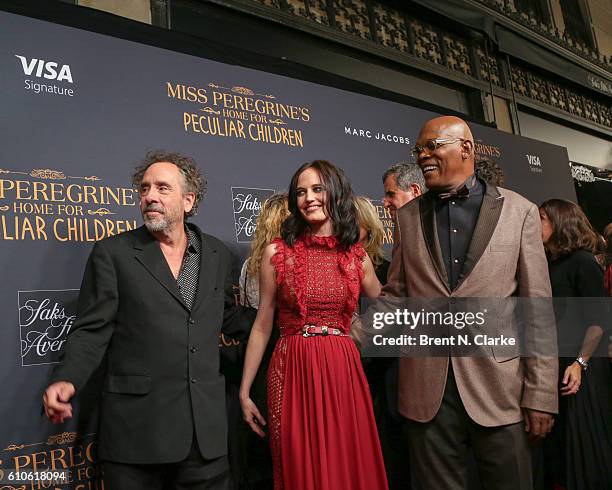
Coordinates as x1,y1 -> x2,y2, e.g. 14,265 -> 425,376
383,116 -> 558,489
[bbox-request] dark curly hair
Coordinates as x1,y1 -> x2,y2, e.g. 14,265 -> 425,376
603,223 -> 612,259
282,160 -> 359,247
132,150 -> 207,218
475,157 -> 505,187
540,199 -> 598,260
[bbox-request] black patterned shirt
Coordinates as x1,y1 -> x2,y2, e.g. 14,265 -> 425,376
176,226 -> 201,310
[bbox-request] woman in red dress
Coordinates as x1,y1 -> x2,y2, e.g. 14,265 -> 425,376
240,160 -> 388,490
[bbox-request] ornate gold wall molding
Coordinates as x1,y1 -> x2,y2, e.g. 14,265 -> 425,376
222,0 -> 611,131
511,63 -> 611,127
473,0 -> 610,72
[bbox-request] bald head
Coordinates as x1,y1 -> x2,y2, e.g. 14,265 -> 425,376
419,116 -> 474,144
414,116 -> 475,191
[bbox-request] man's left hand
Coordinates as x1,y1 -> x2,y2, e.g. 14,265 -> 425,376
523,408 -> 554,442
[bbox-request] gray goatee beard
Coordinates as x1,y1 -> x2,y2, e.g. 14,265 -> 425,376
144,216 -> 171,233
142,205 -> 177,233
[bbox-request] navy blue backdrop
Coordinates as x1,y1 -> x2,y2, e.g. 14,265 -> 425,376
0,10 -> 576,488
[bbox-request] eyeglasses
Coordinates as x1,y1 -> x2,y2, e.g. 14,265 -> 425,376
411,138 -> 465,159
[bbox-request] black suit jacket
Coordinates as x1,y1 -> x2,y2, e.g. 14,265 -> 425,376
50,224 -> 255,464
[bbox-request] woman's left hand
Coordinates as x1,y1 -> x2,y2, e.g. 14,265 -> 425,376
560,362 -> 582,396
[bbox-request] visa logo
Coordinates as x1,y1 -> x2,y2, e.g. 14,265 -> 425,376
15,55 -> 74,83
526,155 -> 541,167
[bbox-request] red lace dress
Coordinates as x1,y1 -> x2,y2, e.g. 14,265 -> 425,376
267,234 -> 388,490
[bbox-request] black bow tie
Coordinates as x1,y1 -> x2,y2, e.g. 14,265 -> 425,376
437,185 -> 470,201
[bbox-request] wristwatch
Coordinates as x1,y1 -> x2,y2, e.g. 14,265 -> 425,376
575,356 -> 588,371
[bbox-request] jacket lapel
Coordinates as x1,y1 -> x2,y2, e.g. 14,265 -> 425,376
191,230 -> 221,315
133,226 -> 189,310
419,194 -> 450,292
455,183 -> 504,289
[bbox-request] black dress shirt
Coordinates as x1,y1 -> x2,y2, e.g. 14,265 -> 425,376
434,175 -> 484,290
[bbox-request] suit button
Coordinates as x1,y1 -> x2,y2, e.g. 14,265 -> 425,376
449,298 -> 457,305
189,318 -> 195,325
190,346 -> 197,353
190,377 -> 197,383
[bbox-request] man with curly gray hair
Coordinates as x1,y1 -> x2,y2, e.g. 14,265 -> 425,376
132,150 -> 207,229
44,150 -> 255,490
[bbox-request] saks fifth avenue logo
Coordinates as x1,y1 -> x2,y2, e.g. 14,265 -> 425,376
14,54 -> 75,97
231,187 -> 275,243
526,154 -> 543,174
18,289 -> 78,366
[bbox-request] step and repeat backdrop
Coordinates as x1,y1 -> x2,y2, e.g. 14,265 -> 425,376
0,9 -> 576,488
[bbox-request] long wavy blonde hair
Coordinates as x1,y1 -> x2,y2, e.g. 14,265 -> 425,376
354,196 -> 385,266
247,192 -> 290,276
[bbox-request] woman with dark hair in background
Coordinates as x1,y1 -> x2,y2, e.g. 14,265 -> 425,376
239,160 -> 388,490
600,223 -> 612,367
602,222 -> 612,297
539,199 -> 612,490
